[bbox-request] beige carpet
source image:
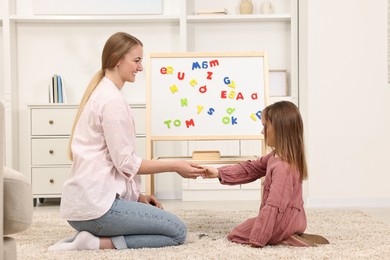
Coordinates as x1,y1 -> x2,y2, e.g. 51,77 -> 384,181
14,208 -> 390,259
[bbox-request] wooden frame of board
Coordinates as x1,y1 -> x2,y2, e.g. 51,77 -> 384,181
145,52 -> 270,194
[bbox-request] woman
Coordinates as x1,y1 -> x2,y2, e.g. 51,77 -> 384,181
49,32 -> 205,251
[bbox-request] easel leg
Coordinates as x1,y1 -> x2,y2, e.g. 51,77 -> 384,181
145,175 -> 155,195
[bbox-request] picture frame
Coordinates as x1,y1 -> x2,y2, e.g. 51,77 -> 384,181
269,70 -> 289,96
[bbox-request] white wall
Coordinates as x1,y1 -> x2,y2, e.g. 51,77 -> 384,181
301,0 -> 390,207
0,26 -> 3,101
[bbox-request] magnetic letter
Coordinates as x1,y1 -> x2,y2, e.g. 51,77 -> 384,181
226,107 -> 236,115
209,60 -> 219,67
250,113 -> 257,121
197,105 -> 204,114
202,61 -> 208,69
174,120 -> 181,127
221,91 -> 227,99
251,93 -> 258,100
223,77 -> 231,85
228,90 -> 236,99
236,92 -> 244,100
207,71 -> 213,80
228,80 -> 236,89
256,110 -> 262,120
199,85 -> 207,93
160,67 -> 167,74
164,120 -> 172,128
177,72 -> 185,80
185,119 -> 195,128
189,79 -> 198,87
170,84 -> 178,94
192,62 -> 201,70
222,116 -> 230,124
231,117 -> 238,125
181,98 -> 188,107
207,108 -> 215,115
166,66 -> 174,74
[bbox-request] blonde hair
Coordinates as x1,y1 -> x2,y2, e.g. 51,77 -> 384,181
68,32 -> 143,160
263,101 -> 308,181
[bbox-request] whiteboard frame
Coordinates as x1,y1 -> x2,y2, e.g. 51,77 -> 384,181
146,52 -> 270,143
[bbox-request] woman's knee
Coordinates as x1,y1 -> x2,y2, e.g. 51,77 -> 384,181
175,220 -> 187,244
68,220 -> 102,235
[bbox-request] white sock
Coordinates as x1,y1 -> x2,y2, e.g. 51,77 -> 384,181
48,231 -> 99,251
52,232 -> 80,245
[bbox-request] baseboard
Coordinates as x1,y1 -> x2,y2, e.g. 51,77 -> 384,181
154,191 -> 182,200
306,197 -> 390,208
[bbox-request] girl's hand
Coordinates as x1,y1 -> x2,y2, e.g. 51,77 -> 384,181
138,194 -> 163,209
201,166 -> 219,179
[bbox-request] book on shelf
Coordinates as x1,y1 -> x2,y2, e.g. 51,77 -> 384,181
53,75 -> 58,102
195,8 -> 228,15
48,83 -> 53,103
60,75 -> 68,103
49,74 -> 67,103
57,75 -> 63,103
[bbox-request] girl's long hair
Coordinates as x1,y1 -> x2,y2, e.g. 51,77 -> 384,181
68,32 -> 143,160
263,101 -> 308,180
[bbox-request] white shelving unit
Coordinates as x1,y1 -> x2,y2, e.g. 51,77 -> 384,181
1,0 -> 299,200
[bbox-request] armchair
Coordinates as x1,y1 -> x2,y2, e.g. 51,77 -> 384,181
1,101 -> 33,259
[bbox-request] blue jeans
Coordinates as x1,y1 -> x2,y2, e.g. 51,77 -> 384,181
68,198 -> 187,249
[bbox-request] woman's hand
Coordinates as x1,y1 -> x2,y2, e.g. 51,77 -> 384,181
174,160 -> 207,179
138,194 -> 163,209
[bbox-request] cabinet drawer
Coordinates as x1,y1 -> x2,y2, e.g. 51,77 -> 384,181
31,138 -> 71,165
31,108 -> 77,135
31,167 -> 70,195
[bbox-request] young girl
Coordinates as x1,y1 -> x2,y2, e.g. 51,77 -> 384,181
203,101 -> 328,247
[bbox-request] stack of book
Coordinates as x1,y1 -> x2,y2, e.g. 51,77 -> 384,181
49,74 -> 67,103
195,8 -> 228,16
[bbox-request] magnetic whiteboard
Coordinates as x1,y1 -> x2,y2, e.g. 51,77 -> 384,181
147,52 -> 269,140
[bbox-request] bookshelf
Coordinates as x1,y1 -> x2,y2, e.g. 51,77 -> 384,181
1,0 -> 299,200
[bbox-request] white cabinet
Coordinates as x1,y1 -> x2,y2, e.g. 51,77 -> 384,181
28,104 -> 147,206
28,104 -> 77,206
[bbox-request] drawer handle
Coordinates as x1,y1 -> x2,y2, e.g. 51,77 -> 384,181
49,150 -> 54,154
49,179 -> 54,184
49,120 -> 54,124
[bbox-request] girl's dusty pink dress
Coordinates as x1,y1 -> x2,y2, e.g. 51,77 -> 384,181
218,152 -> 307,247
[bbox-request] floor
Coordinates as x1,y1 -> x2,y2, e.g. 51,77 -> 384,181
35,199 -> 390,225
